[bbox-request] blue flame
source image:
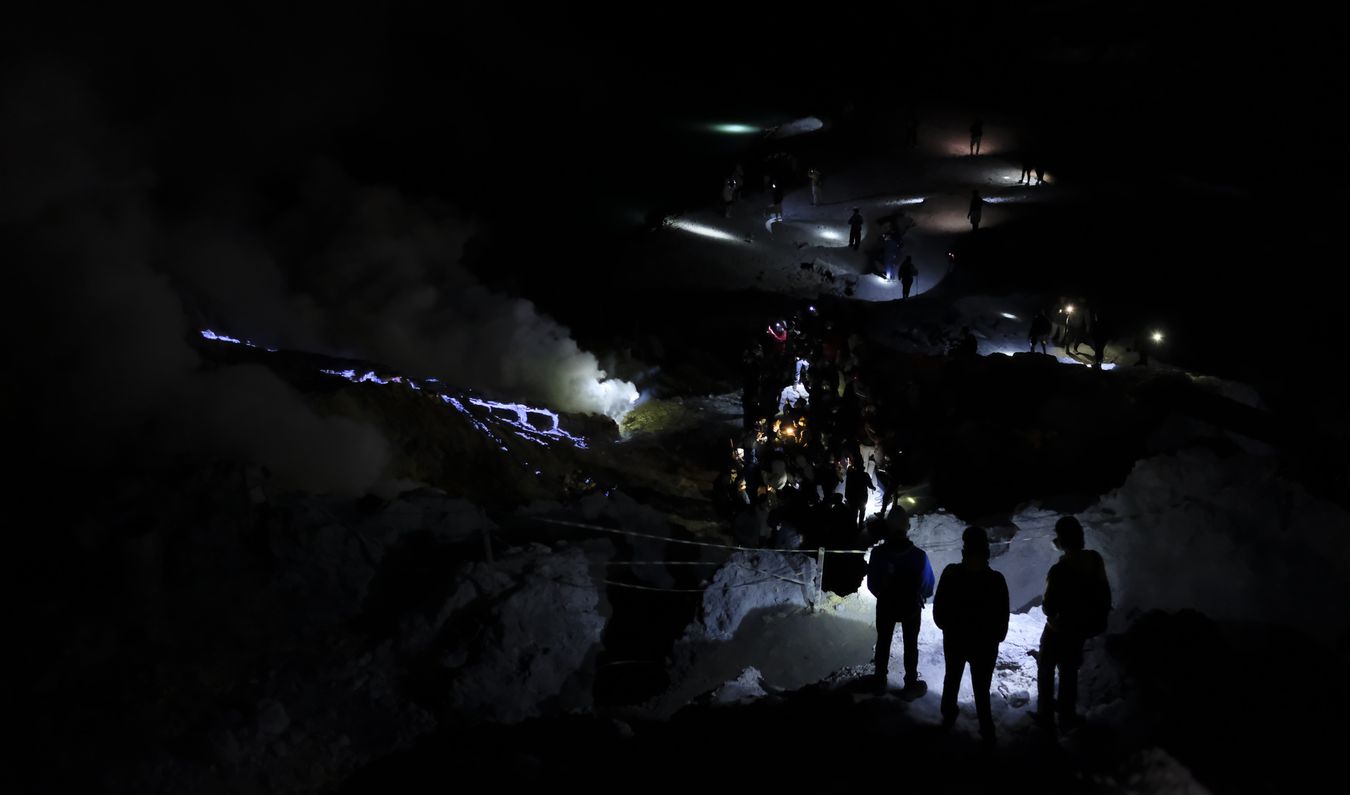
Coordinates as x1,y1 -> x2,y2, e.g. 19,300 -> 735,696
204,329 -> 589,452
466,398 -> 588,449
444,395 -> 506,446
201,329 -> 242,344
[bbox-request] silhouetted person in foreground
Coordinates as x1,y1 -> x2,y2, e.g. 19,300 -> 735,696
1029,310 -> 1051,353
967,190 -> 983,231
1034,163 -> 1044,185
935,526 -> 1010,744
867,509 -> 936,696
898,255 -> 918,298
848,207 -> 864,250
1036,516 -> 1112,731
1019,153 -> 1033,185
969,118 -> 984,155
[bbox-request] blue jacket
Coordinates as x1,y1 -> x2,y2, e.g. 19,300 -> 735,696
867,539 -> 936,614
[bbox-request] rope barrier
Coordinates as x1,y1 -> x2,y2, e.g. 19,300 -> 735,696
537,516 -> 1057,555
534,516 -> 867,554
602,560 -> 726,566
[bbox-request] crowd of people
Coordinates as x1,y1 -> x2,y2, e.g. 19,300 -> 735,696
713,305 -> 910,555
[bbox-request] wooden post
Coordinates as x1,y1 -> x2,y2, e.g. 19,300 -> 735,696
814,546 -> 826,608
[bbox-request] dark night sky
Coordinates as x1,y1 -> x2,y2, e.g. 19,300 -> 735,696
3,2 -> 1346,416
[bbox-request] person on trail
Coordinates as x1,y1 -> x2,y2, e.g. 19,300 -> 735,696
1019,153 -> 1034,185
1063,301 -> 1089,355
722,178 -> 735,218
1029,309 -> 1052,353
1090,311 -> 1110,369
934,526 -> 1010,745
898,255 -> 918,299
1034,163 -> 1045,185
881,231 -> 901,280
874,447 -> 897,519
844,452 -> 874,530
967,190 -> 984,231
970,118 -> 984,155
848,208 -> 864,250
951,326 -> 978,360
1036,516 -> 1112,732
808,167 -> 824,206
867,508 -> 936,696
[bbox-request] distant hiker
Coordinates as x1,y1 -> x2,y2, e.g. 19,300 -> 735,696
904,108 -> 919,148
732,162 -> 746,198
848,208 -> 864,250
844,453 -> 874,530
1019,153 -> 1033,185
1029,310 -> 1051,353
934,526 -> 1010,744
1090,311 -> 1110,369
733,493 -> 771,548
882,231 -> 901,279
1036,516 -> 1112,731
770,182 -> 785,221
808,168 -> 824,206
967,190 -> 984,231
867,508 -> 936,696
952,326 -> 978,360
874,448 -> 897,519
970,118 -> 984,155
1063,301 -> 1089,355
899,255 -> 918,299
1134,328 -> 1153,366
722,178 -> 736,218
766,319 -> 788,358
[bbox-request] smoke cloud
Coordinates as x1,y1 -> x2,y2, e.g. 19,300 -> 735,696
4,62 -> 390,495
6,58 -> 635,499
169,173 -> 639,419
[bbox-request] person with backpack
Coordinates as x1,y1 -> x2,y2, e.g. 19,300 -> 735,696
934,526 -> 1010,744
1036,516 -> 1112,731
867,508 -> 936,696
